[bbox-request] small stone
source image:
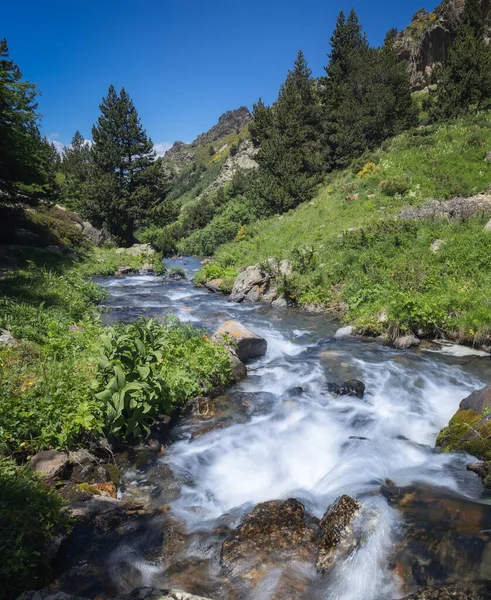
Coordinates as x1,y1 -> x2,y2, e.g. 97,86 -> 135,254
430,239 -> 445,253
339,379 -> 366,399
0,328 -> 19,347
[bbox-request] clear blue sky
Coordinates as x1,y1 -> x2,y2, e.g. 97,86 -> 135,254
4,0 -> 436,154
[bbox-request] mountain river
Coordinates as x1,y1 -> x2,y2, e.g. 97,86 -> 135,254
55,258 -> 491,600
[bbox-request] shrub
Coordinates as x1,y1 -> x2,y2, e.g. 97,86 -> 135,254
93,317 -> 231,439
379,175 -> 410,196
0,457 -> 71,599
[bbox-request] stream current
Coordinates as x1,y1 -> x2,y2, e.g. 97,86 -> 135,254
60,258 -> 491,600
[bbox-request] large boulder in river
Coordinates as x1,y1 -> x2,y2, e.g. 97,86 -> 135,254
212,320 -> 267,362
220,498 -> 319,577
316,494 -> 362,573
437,386 -> 491,462
229,264 -> 270,303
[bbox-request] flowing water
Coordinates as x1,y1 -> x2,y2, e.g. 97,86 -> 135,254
56,258 -> 491,600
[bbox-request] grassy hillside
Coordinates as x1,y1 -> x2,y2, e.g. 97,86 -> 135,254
200,113 -> 491,346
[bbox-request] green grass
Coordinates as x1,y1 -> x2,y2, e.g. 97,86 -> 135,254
202,113 -> 491,345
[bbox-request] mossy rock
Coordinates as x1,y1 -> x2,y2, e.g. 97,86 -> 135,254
437,386 -> 491,461
102,463 -> 120,486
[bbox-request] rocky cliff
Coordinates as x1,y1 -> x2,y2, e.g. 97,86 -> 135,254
191,106 -> 251,147
395,0 -> 491,90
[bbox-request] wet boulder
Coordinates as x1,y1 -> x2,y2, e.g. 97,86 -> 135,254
316,494 -> 362,573
327,379 -> 366,399
221,498 -> 319,577
212,320 -> 267,363
436,386 -> 491,463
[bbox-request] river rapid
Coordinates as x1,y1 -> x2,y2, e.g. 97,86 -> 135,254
58,258 -> 491,600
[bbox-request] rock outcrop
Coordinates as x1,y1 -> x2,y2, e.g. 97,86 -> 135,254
192,107 -> 251,148
399,194 -> 491,222
393,334 -> 421,350
394,0 -> 491,90
225,260 -> 294,306
214,139 -> 258,187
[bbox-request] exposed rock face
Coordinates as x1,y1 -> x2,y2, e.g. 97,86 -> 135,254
316,495 -> 362,573
204,279 -> 223,293
220,498 -> 319,575
214,139 -> 258,187
399,194 -> 491,221
16,587 -> 215,600
119,243 -> 156,257
394,0 -> 491,90
192,107 -> 251,147
212,320 -> 267,362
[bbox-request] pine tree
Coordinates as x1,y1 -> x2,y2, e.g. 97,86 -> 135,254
321,11 -> 415,169
250,51 -> 324,214
0,39 -> 54,202
60,131 -> 91,209
431,0 -> 491,118
84,85 -> 156,243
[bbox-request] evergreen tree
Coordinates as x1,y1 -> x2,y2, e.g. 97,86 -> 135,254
0,39 -> 54,202
322,11 -> 415,169
431,0 -> 491,118
83,85 -> 156,243
60,131 -> 91,209
251,51 -> 324,214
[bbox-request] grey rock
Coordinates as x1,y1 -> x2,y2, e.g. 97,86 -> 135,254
402,585 -> 479,599
81,221 -> 111,246
485,150 -> 491,163
271,295 -> 289,308
334,326 -> 354,339
227,349 -> 248,383
45,244 -> 63,255
139,262 -> 155,274
459,385 -> 491,414
393,334 -> 421,350
16,589 -> 215,600
191,106 -> 251,147
126,243 -> 156,257
204,278 -> 223,293
485,218 -> 491,232
278,259 -> 293,277
430,239 -> 445,253
0,328 -> 19,347
29,450 -> 70,481
213,320 -> 267,363
229,264 -> 269,303
399,194 -> 491,222
115,266 -> 136,276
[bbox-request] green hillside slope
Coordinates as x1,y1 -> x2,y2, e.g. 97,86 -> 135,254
200,113 -> 491,346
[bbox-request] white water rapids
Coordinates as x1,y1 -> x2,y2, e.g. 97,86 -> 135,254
95,258 -> 490,600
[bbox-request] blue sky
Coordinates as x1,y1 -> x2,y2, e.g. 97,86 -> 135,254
4,0 -> 436,154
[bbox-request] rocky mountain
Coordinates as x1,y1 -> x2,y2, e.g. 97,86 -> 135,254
395,0 -> 491,90
191,106 -> 251,147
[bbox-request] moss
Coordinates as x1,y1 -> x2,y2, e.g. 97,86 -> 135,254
437,409 -> 491,460
102,463 -> 120,486
75,483 -> 101,495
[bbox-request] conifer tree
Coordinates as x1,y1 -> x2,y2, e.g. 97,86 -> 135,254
431,0 -> 491,118
60,131 -> 91,209
322,10 -> 415,169
83,85 -> 156,243
250,51 -> 323,214
0,39 -> 55,202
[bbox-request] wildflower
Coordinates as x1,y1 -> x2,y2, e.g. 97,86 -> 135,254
71,326 -> 77,331
28,381 -> 34,386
